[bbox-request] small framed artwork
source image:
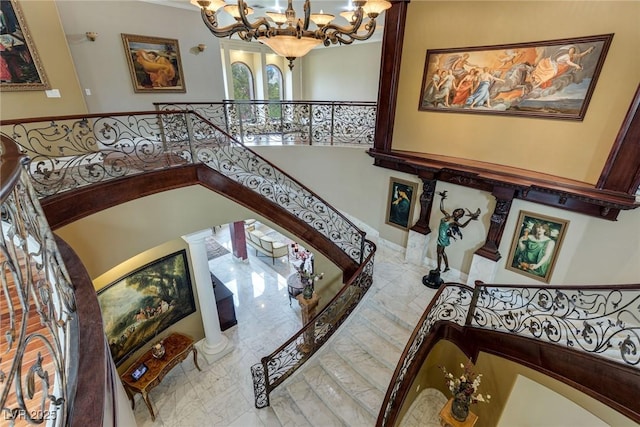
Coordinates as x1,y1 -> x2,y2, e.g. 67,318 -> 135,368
0,0 -> 50,91
386,178 -> 418,230
418,33 -> 613,120
97,250 -> 195,366
121,33 -> 186,93
506,211 -> 569,283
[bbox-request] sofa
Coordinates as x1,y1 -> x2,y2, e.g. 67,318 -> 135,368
245,229 -> 289,264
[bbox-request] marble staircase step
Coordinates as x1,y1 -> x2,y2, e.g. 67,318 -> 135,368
368,291 -> 424,330
346,319 -> 405,369
317,350 -> 385,416
357,303 -> 414,349
270,392 -> 313,427
302,364 -> 377,426
286,378 -> 344,426
331,333 -> 394,391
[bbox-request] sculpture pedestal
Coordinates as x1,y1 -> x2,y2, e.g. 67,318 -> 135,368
439,398 -> 478,427
296,292 -> 320,353
423,269 -> 444,289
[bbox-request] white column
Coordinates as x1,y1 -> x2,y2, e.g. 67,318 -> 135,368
405,230 -> 430,266
182,230 -> 233,364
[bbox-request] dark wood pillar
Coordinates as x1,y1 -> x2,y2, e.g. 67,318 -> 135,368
411,177 -> 437,235
373,0 -> 409,152
475,186 -> 516,261
228,221 -> 248,260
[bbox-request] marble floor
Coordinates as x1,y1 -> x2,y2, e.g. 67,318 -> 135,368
130,222 -> 440,427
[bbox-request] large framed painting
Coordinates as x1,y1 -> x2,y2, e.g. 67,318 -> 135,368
0,0 -> 50,91
121,33 -> 186,93
98,250 -> 196,366
506,211 -> 569,283
386,177 -> 418,230
418,34 -> 613,120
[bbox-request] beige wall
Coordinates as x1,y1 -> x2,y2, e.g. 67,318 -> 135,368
400,341 -> 635,427
0,0 -> 87,120
301,42 -> 383,101
253,145 -> 640,285
54,0 -> 226,113
394,1 -> 640,184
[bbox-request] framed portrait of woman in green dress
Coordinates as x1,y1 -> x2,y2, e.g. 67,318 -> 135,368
506,211 -> 569,283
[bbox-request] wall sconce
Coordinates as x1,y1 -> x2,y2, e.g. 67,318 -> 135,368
86,32 -> 97,42
197,44 -> 206,52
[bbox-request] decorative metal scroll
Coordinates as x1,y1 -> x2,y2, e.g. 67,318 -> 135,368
155,100 -> 376,146
2,114 -> 194,197
0,168 -> 77,426
381,285 -> 474,426
191,116 -> 366,263
251,241 -> 375,408
471,285 -> 640,366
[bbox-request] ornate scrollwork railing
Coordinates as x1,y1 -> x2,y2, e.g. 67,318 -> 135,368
380,285 -> 474,426
1,111 -> 367,263
251,239 -> 375,408
0,138 -> 78,426
155,100 -> 376,145
470,284 -> 640,366
379,282 -> 640,426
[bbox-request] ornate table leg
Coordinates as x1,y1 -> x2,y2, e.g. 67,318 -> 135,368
192,346 -> 202,371
141,390 -> 155,421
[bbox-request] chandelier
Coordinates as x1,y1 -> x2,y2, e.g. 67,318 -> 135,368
191,0 -> 392,69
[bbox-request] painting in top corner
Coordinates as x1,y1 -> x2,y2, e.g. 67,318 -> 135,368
0,0 -> 50,91
418,34 -> 613,120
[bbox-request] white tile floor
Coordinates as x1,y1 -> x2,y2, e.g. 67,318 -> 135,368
129,223 -> 437,426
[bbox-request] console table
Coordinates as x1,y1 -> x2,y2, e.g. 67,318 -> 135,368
120,333 -> 201,421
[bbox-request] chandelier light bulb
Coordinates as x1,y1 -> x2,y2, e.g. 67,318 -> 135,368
193,0 -> 390,68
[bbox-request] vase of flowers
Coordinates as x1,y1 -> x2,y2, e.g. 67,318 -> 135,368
441,360 -> 490,422
294,250 -> 323,299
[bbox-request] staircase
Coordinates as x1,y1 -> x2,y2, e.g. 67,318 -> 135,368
269,271 -> 431,427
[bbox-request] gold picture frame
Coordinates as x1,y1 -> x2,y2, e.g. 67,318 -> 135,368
506,211 -> 569,283
121,33 -> 186,93
418,34 -> 613,120
0,0 -> 50,91
385,177 -> 418,230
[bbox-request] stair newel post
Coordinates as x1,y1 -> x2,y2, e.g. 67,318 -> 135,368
185,111 -> 196,163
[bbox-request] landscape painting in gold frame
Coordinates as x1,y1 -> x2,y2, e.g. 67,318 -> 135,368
0,0 -> 50,91
418,34 -> 613,120
121,33 -> 186,93
506,211 -> 569,283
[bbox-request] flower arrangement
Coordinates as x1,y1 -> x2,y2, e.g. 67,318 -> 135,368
440,360 -> 491,404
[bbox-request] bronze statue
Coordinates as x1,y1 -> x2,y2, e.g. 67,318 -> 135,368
424,191 -> 481,289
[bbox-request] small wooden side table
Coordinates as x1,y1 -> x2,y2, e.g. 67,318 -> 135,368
120,333 -> 201,421
296,292 -> 320,353
439,398 -> 478,427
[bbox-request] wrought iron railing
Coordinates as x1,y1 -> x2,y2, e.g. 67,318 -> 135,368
379,282 -> 640,426
251,239 -> 375,408
1,111 -> 375,411
155,100 -> 376,145
1,111 -> 367,263
0,137 -> 78,426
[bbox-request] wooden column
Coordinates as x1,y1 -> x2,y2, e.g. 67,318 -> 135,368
475,186 -> 516,261
296,292 -> 320,354
229,221 -> 248,260
411,177 -> 437,235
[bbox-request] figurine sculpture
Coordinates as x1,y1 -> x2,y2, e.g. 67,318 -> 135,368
423,190 -> 481,289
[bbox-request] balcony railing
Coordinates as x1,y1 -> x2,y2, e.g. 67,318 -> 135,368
379,282 -> 640,426
155,100 -> 376,146
0,137 -> 78,426
1,110 -> 375,413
